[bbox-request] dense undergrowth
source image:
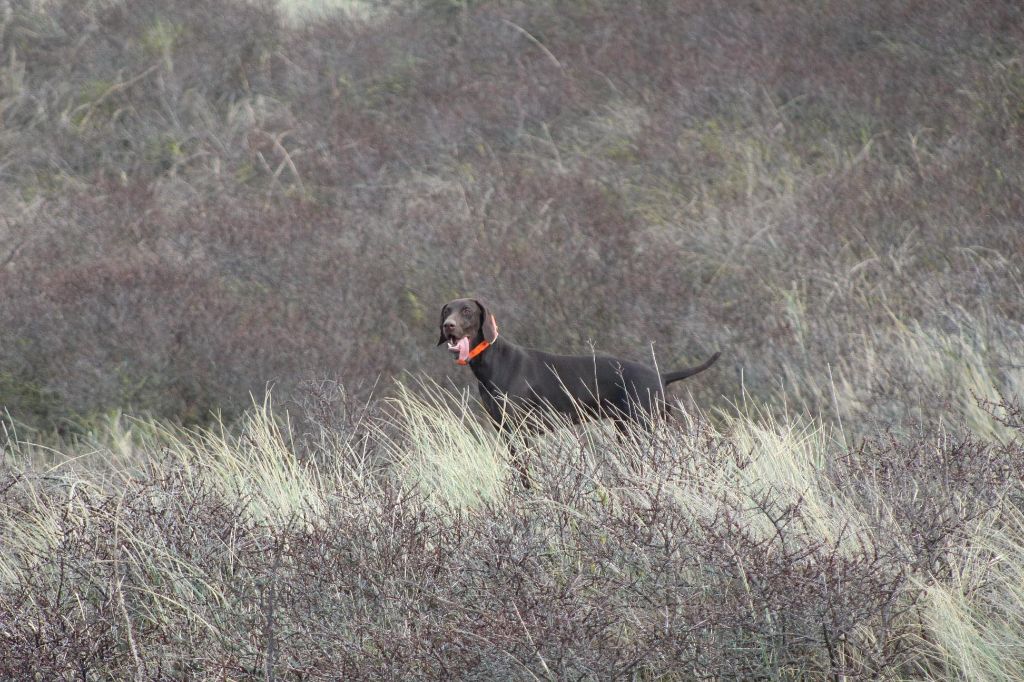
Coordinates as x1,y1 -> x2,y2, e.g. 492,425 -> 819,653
1,389 -> 1022,678
1,0 -> 1021,429
2,0 -> 1023,677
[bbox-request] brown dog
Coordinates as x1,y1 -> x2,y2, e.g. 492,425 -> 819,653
439,298 -> 720,486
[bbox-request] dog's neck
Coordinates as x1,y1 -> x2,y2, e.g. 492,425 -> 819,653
467,335 -> 516,387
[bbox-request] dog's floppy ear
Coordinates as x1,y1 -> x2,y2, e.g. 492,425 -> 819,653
474,299 -> 499,343
436,305 -> 448,346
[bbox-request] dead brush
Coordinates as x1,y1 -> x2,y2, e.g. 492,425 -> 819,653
2,391 -> 1022,678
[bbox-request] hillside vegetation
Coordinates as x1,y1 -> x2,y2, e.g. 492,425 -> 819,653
1,0 -> 1024,678
1,0 -> 1021,428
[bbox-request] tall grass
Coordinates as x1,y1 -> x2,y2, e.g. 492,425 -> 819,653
2,384 -> 1021,678
1,0 -> 1021,428
918,504 -> 1024,680
1,0 -> 1022,676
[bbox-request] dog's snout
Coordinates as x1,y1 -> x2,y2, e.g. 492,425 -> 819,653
443,319 -> 456,332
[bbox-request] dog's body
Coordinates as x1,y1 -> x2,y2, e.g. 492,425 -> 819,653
438,298 -> 720,485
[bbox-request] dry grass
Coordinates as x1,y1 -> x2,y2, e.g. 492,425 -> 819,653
2,384 -> 1022,678
1,0 -> 1023,677
1,0 -> 1021,430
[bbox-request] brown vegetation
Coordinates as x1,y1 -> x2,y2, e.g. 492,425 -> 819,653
1,392 -> 1021,679
1,0 -> 1023,678
1,0 -> 1021,429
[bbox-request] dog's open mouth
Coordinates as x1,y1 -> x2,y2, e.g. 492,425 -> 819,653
447,335 -> 471,363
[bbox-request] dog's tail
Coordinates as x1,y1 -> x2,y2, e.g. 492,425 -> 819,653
661,351 -> 721,385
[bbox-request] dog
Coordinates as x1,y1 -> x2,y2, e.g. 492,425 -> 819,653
438,297 -> 720,486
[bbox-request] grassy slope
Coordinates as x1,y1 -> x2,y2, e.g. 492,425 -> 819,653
1,0 -> 1023,677
0,0 -> 1020,428
2,390 -> 1022,678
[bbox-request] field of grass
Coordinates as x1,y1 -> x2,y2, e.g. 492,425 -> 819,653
1,0 -> 1023,677
0,385 -> 1019,675
2,387 -> 1023,678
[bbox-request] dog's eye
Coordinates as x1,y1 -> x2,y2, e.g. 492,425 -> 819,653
462,307 -> 471,315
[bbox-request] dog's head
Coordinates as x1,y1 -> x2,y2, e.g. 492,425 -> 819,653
437,298 -> 498,355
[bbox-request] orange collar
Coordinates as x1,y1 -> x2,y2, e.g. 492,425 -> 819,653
456,316 -> 499,366
456,339 -> 492,365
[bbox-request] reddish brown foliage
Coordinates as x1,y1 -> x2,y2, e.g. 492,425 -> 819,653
0,0 -> 1022,426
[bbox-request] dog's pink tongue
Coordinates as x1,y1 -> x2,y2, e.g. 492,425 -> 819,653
454,336 -> 471,362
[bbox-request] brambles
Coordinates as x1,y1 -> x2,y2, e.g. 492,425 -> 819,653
2,391 -> 1022,678
0,0 -> 1021,428
0,1 -> 1021,675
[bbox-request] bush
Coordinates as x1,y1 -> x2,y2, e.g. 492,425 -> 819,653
0,0 -> 1021,428
2,390 -> 1022,678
